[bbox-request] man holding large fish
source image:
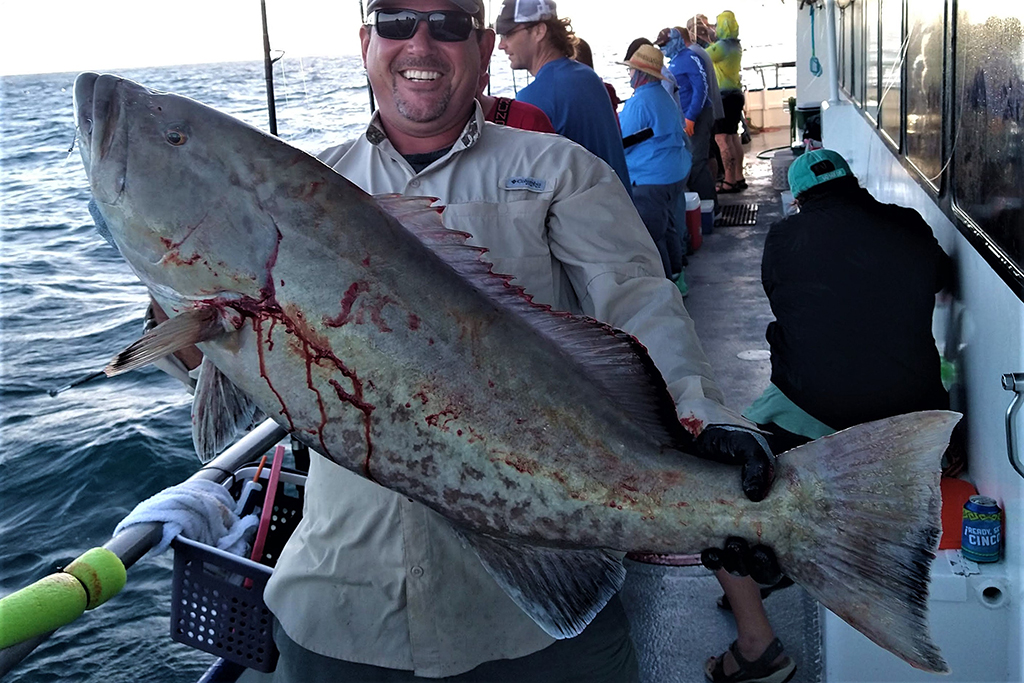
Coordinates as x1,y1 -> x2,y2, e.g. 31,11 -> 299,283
264,0 -> 781,680
74,0 -> 959,680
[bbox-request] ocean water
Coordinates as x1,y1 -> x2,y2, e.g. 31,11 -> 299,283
0,40 -> 791,680
0,56 -> 375,683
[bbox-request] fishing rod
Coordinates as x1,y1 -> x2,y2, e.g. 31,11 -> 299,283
0,419 -> 289,677
46,369 -> 106,397
261,0 -> 279,135
360,0 -> 377,113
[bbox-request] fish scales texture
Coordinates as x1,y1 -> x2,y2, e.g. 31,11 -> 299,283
75,72 -> 960,672
212,141 -> 749,552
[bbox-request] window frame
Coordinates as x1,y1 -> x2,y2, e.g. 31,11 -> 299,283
835,0 -> 1024,301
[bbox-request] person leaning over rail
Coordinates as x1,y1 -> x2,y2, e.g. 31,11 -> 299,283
149,1 -> 780,680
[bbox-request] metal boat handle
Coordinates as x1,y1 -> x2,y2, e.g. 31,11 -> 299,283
1000,373 -> 1024,479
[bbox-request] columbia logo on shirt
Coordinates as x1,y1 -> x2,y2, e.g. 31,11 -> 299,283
504,176 -> 547,192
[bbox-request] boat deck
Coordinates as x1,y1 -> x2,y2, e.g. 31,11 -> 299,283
620,128 -> 823,683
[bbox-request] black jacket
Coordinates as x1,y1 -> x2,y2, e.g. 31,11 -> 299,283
762,184 -> 953,430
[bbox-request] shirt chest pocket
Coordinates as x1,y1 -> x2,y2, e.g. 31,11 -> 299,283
442,198 -> 553,283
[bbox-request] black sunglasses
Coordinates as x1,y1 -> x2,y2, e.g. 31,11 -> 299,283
369,9 -> 481,42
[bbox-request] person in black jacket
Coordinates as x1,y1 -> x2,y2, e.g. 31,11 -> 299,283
757,149 -> 953,440
705,149 -> 953,683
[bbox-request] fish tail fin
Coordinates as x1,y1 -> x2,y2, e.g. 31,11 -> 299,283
776,410 -> 960,674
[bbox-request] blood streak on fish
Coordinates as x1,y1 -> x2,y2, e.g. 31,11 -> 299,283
325,281 -> 370,328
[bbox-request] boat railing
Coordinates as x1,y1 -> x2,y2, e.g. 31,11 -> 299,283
743,61 -> 797,91
0,418 -> 288,678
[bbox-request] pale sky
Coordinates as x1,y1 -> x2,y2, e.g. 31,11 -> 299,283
1,1 -> 794,76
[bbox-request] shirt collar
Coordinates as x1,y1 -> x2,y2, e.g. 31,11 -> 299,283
363,102 -> 485,171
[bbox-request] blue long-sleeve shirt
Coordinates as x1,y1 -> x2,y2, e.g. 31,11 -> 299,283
668,47 -> 710,123
619,82 -> 691,186
517,58 -> 632,194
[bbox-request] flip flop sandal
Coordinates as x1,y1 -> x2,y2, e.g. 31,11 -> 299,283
705,638 -> 797,683
735,179 -> 748,190
717,181 -> 743,194
717,576 -> 795,611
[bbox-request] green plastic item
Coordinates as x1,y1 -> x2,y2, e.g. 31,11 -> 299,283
0,573 -> 88,650
0,547 -> 127,649
65,547 -> 127,610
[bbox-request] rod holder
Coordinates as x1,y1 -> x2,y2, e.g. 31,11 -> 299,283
1001,372 -> 1024,479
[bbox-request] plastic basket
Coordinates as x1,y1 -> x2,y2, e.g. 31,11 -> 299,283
170,466 -> 306,672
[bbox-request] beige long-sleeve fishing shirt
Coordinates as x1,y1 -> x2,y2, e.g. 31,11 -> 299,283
263,103 -> 751,678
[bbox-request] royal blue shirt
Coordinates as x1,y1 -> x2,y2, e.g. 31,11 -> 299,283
619,81 -> 691,186
668,47 -> 710,123
517,58 -> 632,194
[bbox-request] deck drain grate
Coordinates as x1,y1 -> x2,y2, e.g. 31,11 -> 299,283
716,203 -> 759,227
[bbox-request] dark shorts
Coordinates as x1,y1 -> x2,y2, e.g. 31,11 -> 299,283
714,90 -> 745,135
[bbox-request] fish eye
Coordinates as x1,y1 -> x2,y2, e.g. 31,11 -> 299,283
166,130 -> 187,146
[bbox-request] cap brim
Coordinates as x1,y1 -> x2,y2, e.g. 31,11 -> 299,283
367,0 -> 484,15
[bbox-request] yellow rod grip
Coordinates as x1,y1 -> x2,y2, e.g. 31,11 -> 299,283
64,547 -> 127,610
0,573 -> 88,650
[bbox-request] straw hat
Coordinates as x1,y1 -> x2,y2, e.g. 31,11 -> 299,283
618,44 -> 666,81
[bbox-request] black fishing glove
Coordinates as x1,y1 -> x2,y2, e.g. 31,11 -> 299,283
695,425 -> 776,502
701,537 -> 784,585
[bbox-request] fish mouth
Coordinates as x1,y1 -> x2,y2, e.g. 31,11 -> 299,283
74,72 -> 128,205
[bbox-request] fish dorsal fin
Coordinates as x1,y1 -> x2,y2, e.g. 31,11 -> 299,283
191,357 -> 264,463
105,308 -> 225,377
455,528 -> 625,639
375,194 -> 688,448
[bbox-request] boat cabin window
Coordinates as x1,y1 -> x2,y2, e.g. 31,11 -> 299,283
838,0 -> 863,105
879,0 -> 903,147
905,0 -> 945,186
953,6 -> 1024,275
865,0 -> 881,120
838,0 -> 1024,295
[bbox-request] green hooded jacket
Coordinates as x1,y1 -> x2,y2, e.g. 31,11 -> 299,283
707,10 -> 742,91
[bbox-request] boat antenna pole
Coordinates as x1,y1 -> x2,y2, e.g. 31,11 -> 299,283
360,0 -> 377,113
261,0 -> 279,135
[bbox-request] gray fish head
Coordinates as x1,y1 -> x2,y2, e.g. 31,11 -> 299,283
73,72 -> 290,308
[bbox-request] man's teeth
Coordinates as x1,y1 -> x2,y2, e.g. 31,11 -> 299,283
402,70 -> 441,81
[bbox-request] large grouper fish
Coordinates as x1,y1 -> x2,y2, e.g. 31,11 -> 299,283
74,72 -> 959,673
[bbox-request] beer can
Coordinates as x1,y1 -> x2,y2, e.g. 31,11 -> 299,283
961,495 -> 1002,563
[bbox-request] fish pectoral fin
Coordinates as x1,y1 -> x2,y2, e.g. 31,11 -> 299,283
191,357 -> 263,463
105,308 -> 226,377
456,530 -> 625,639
